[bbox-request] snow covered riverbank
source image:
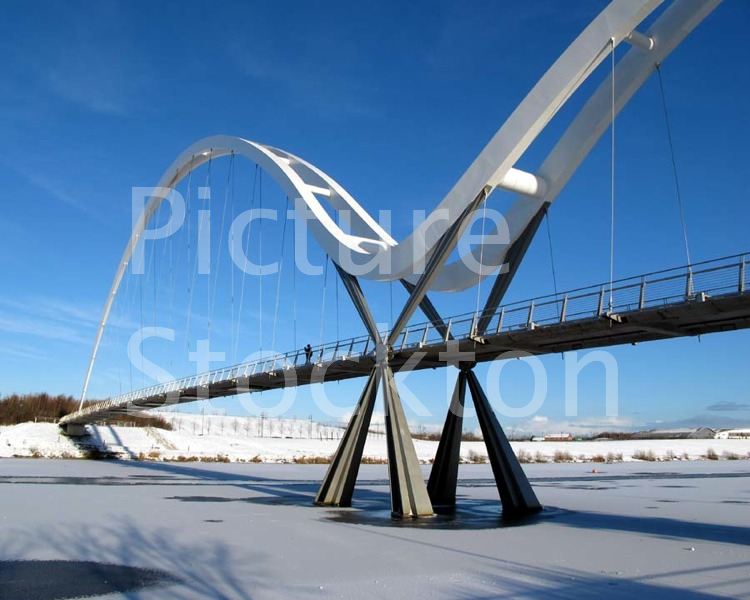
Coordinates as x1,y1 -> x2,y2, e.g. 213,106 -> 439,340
2,413 -> 749,463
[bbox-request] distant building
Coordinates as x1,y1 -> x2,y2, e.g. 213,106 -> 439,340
633,428 -> 715,440
531,433 -> 573,442
715,428 -> 750,439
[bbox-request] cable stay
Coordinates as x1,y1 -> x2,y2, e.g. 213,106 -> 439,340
290,197 -> 297,351
270,195 -> 289,353
608,37 -> 616,313
234,163 -> 259,362
544,207 -> 560,319
258,169 -> 264,356
208,152 -> 234,344
319,255 -> 329,350
474,196 -> 489,325
656,62 -> 693,279
186,152 -> 211,353
229,156 -> 236,361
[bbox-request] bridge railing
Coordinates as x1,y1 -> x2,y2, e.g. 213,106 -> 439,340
398,252 -> 748,348
70,252 -> 747,418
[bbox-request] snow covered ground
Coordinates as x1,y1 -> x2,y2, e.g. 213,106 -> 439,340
1,459 -> 748,598
1,412 -> 749,464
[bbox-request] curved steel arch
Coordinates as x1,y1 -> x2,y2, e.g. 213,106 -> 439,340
436,0 -> 720,290
81,0 -> 720,403
80,136 -> 396,405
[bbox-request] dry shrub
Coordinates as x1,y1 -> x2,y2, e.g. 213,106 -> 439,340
534,452 -> 549,463
467,450 -> 488,464
704,448 -> 719,461
633,449 -> 657,462
516,449 -> 532,464
200,455 -> 230,463
553,450 -> 574,463
293,456 -> 331,464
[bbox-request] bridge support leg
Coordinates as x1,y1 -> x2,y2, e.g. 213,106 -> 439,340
381,362 -> 434,517
466,370 -> 542,519
315,370 -> 379,507
427,370 -> 467,507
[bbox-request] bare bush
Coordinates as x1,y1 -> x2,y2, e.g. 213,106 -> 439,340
633,449 -> 657,462
553,450 -> 574,463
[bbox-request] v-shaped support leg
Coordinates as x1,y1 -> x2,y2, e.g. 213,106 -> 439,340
467,370 -> 542,519
427,369 -> 467,507
315,369 -> 379,507
381,362 -> 434,517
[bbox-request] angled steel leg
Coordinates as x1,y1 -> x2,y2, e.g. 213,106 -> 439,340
381,362 -> 434,517
400,279 -> 453,341
427,369 -> 467,507
389,188 -> 489,345
466,370 -> 542,519
315,369 -> 379,507
475,205 -> 548,336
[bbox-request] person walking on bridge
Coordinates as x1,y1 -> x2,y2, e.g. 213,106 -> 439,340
304,344 -> 313,364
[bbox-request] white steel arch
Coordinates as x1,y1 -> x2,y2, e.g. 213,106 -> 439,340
81,0 -> 720,404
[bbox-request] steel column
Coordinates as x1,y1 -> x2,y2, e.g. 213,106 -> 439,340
466,370 -> 542,519
426,369 -> 468,507
381,362 -> 434,517
315,369 -> 380,506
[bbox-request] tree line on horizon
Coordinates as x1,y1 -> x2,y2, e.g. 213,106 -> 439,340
0,393 -> 172,430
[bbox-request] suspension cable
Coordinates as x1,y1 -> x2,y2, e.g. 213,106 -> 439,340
235,163 -> 259,362
656,63 -> 692,268
290,198 -> 297,350
544,207 -> 560,317
319,255 -> 329,348
186,150 -> 212,351
389,280 -> 393,327
208,152 -> 234,342
271,197 -> 289,352
258,169 -> 263,356
229,156 -> 236,360
475,197 -> 488,319
609,37 -> 616,312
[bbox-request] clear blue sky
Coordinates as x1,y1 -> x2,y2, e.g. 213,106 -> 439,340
0,1 -> 748,434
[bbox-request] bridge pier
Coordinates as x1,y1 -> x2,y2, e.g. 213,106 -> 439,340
316,362 -> 434,518
315,370 -> 379,507
466,370 -> 541,519
426,369 -> 467,507
381,362 -> 434,517
61,423 -> 87,437
427,366 -> 542,518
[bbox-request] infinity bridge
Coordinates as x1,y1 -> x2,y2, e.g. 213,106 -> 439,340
61,1 -> 738,519
61,252 -> 750,427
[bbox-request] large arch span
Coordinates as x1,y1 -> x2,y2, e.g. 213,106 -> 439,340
82,0 -> 720,403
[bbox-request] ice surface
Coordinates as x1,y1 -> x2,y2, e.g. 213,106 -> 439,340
0,459 -> 748,598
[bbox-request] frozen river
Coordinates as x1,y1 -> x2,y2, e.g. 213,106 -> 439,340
1,459 -> 748,598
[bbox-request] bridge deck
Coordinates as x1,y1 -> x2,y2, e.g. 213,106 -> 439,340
60,253 -> 750,427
